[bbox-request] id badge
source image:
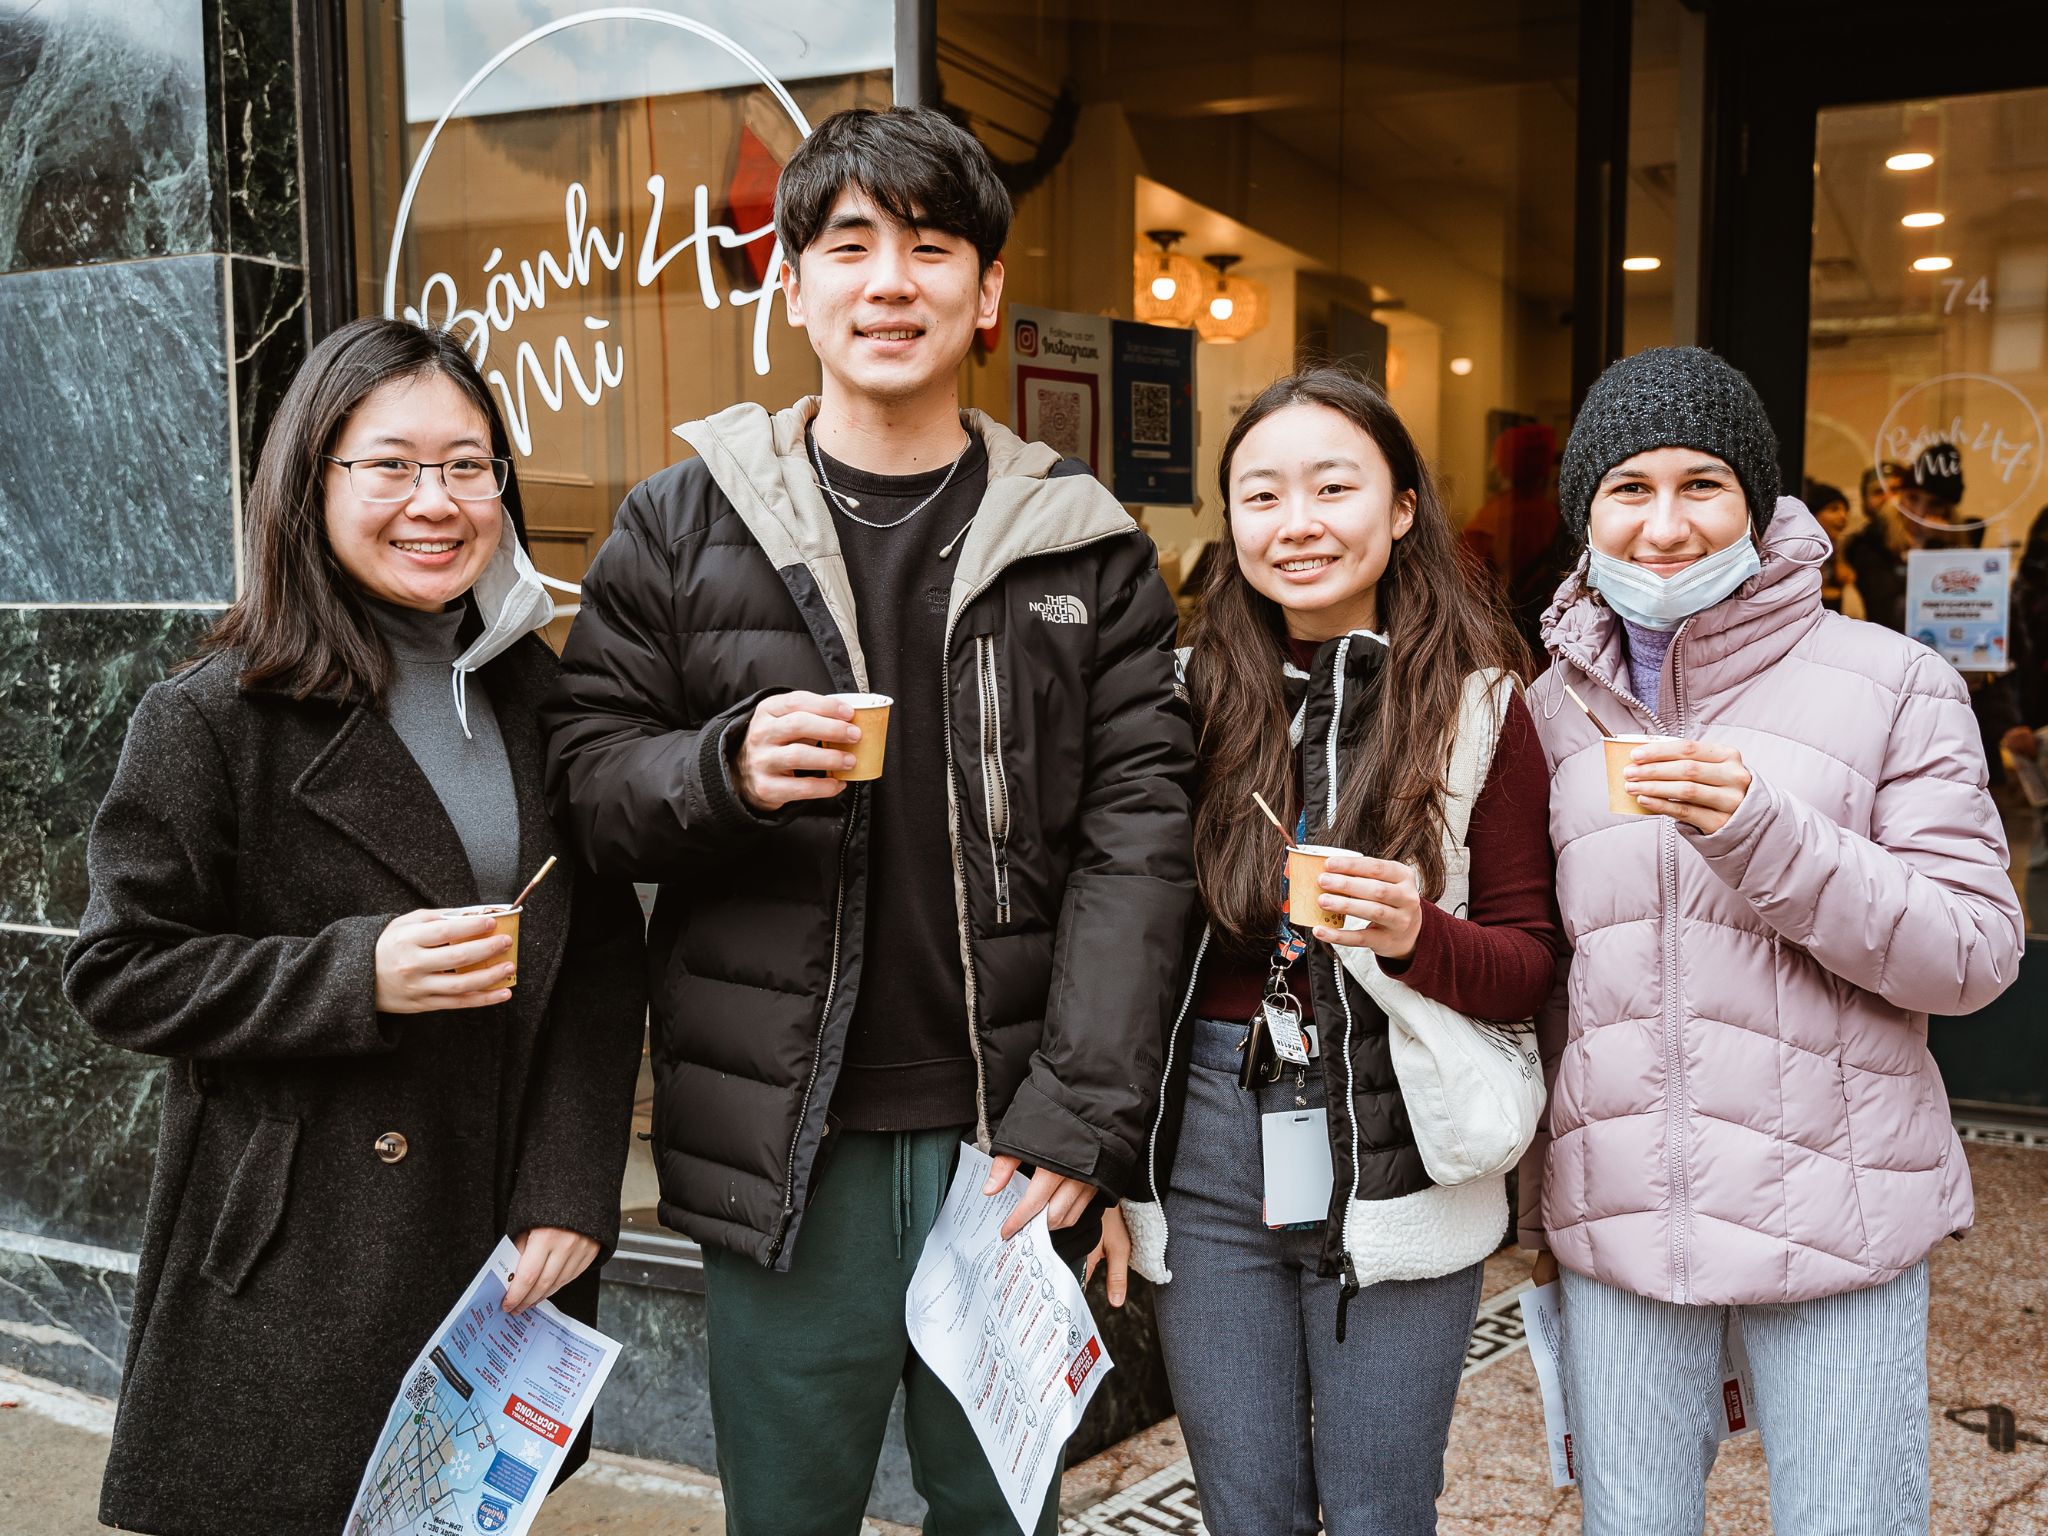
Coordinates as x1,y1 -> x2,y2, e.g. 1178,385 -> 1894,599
1263,998 -> 1310,1066
1260,1107 -> 1333,1228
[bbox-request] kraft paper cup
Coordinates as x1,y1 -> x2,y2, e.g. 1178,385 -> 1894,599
1286,844 -> 1352,932
827,692 -> 893,782
444,903 -> 522,988
1603,735 -> 1684,817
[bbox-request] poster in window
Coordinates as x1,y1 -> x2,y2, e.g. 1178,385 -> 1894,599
1110,320 -> 1195,507
1906,547 -> 2010,672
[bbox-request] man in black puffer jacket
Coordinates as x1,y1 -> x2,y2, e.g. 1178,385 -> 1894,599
542,107 -> 1195,1532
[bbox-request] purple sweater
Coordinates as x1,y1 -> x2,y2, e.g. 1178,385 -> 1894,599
1623,620 -> 1675,717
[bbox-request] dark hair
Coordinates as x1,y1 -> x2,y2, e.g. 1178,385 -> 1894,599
775,106 -> 1011,271
194,317 -> 525,703
1803,478 -> 1848,513
1861,461 -> 1910,498
1187,367 -> 1525,945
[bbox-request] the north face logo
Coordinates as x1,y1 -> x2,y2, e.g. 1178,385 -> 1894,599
1029,594 -> 1089,625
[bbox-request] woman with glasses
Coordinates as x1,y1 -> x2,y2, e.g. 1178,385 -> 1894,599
64,316 -> 646,1535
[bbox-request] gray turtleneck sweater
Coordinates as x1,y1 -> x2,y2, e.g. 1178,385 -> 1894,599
365,598 -> 521,905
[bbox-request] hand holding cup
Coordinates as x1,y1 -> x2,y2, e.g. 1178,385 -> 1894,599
374,908 -> 515,1013
1622,738 -> 1751,833
735,691 -> 860,811
1310,853 -> 1422,959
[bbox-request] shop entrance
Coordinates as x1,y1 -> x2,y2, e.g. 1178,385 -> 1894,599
1707,3 -> 2048,1111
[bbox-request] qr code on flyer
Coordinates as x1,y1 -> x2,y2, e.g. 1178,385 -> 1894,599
1033,385 -> 1085,458
1131,381 -> 1172,446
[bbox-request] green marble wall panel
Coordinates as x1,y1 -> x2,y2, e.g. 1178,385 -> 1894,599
0,609 -> 214,930
0,255 -> 235,601
0,930 -> 163,1253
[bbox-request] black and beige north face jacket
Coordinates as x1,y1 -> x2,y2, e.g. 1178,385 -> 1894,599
543,398 -> 1196,1270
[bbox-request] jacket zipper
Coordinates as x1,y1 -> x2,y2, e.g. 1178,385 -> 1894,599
1664,634 -> 1693,1302
774,787 -> 860,1252
1141,925 -> 1213,1266
942,530 -> 1128,1148
1321,640 -> 1370,1298
1566,626 -> 1696,1304
977,635 -> 1013,925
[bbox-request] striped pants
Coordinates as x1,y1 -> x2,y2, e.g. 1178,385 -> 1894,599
1559,1261 -> 1931,1536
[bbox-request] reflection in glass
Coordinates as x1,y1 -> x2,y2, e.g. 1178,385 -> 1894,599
1806,87 -> 2048,933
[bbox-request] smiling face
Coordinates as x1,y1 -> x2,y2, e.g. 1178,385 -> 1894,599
322,370 -> 503,611
1586,446 -> 1752,575
1227,401 -> 1416,642
781,187 -> 1002,410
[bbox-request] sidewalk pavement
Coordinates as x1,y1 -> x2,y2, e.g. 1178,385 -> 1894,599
6,1127 -> 2044,1535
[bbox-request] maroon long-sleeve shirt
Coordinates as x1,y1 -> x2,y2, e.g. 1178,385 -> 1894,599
1194,668 -> 1560,1025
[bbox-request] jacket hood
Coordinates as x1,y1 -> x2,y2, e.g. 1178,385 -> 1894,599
1540,497 -> 1830,714
674,398 -> 1136,690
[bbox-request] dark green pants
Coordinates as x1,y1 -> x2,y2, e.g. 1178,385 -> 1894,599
702,1127 -> 1064,1536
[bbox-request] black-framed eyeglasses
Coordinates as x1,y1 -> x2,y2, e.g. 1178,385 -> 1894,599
323,455 -> 511,503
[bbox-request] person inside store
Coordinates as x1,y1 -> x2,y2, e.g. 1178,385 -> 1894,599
1998,502 -> 2048,926
1521,347 -> 2022,1535
1802,477 -> 1864,617
540,105 -> 1194,1534
1859,457 -> 1909,528
1461,419 -> 1562,588
1099,366 -> 1560,1534
1847,443 -> 1970,630
62,317 -> 648,1536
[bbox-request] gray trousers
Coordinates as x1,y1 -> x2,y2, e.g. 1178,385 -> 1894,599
1153,1017 -> 1485,1535
1560,1261 -> 1932,1536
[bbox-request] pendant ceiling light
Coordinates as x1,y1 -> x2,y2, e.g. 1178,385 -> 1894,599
1133,229 -> 1203,328
1194,254 -> 1268,343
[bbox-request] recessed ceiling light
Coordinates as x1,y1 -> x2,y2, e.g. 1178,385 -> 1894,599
1448,356 -> 1474,376
1886,151 -> 1935,171
1901,212 -> 1946,228
1621,256 -> 1662,272
1913,255 -> 1955,272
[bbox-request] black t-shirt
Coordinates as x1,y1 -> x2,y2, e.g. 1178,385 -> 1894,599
813,428 -> 991,1131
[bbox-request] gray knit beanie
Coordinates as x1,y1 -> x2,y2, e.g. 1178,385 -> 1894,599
1558,346 -> 1781,541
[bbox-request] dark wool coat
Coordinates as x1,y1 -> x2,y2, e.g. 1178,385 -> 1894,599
543,401 -> 1197,1273
63,636 -> 646,1536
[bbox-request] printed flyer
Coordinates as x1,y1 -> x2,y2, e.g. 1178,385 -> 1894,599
345,1238 -> 620,1536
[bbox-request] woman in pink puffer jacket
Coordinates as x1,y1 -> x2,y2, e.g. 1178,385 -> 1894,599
1520,348 -> 2022,1536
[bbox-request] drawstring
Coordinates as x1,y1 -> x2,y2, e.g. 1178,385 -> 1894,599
451,666 -> 474,742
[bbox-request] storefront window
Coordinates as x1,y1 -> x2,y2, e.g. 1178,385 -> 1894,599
1805,87 -> 2048,929
345,0 -> 894,1255
937,0 -> 1583,650
347,0 -> 893,631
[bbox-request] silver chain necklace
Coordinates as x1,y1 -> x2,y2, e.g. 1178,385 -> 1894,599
808,432 -> 969,530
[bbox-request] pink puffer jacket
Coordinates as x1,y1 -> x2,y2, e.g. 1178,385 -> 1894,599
1519,501 -> 2023,1305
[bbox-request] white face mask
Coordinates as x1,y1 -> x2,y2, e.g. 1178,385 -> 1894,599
449,509 -> 578,737
1586,532 -> 1761,632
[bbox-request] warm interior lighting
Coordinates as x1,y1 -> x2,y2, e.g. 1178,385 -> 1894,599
1448,356 -> 1475,376
1194,254 -> 1267,343
1133,230 -> 1203,328
1621,256 -> 1662,272
1913,255 -> 1955,272
1886,151 -> 1936,171
1901,212 -> 1946,228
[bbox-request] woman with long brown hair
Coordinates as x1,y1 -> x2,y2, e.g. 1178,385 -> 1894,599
1100,367 -> 1560,1532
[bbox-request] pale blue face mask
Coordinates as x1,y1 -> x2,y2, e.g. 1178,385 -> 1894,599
1586,531 -> 1761,632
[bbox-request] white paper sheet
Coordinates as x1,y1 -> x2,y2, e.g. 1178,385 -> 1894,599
1519,1282 -> 1578,1487
906,1144 -> 1113,1534
1519,1280 -> 1760,1489
346,1237 -> 621,1536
